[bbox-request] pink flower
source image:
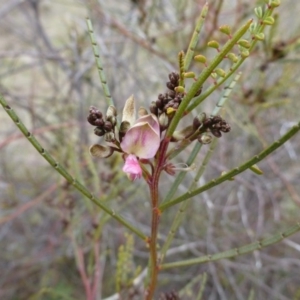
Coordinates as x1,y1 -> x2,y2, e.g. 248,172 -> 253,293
120,97 -> 160,180
122,154 -> 143,181
89,95 -> 161,181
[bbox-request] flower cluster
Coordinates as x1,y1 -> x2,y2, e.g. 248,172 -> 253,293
88,95 -> 160,181
88,73 -> 231,180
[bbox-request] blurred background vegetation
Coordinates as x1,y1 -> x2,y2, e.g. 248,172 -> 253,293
0,0 -> 300,299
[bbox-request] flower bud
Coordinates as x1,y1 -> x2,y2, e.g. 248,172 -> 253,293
249,164 -> 263,175
194,54 -> 207,63
120,120 -> 131,135
193,117 -> 201,130
227,53 -> 239,63
263,16 -> 275,25
104,132 -> 115,142
254,6 -> 263,19
90,144 -> 114,158
207,40 -> 220,49
104,121 -> 113,131
215,68 -> 226,78
270,0 -> 280,8
238,39 -> 251,49
172,126 -> 194,141
249,22 -> 257,34
106,105 -> 117,118
198,134 -> 212,144
174,86 -> 185,93
150,101 -> 158,115
166,107 -> 176,115
240,50 -> 250,58
94,127 -> 105,136
210,71 -> 217,79
184,72 -> 196,78
219,25 -> 231,36
122,95 -> 136,126
138,107 -> 148,117
166,82 -> 175,90
255,33 -> 265,41
159,113 -> 169,128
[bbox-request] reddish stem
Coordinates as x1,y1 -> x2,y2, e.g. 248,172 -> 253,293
145,137 -> 170,299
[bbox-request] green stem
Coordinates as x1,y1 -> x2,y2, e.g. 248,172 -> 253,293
161,222 -> 300,269
86,18 -> 114,107
184,3 -> 209,70
187,5 -> 275,113
160,121 -> 300,211
166,19 -> 252,138
159,73 -> 241,262
0,93 -> 146,240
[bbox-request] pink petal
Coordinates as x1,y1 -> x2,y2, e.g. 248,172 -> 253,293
120,114 -> 160,159
133,114 -> 160,136
122,154 -> 142,181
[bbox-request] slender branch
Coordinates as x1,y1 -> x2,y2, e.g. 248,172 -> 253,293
159,73 -> 241,262
184,3 -> 209,70
0,93 -> 147,240
86,18 -> 114,107
160,121 -> 300,211
166,19 -> 252,138
161,222 -> 300,269
187,4 -> 275,113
